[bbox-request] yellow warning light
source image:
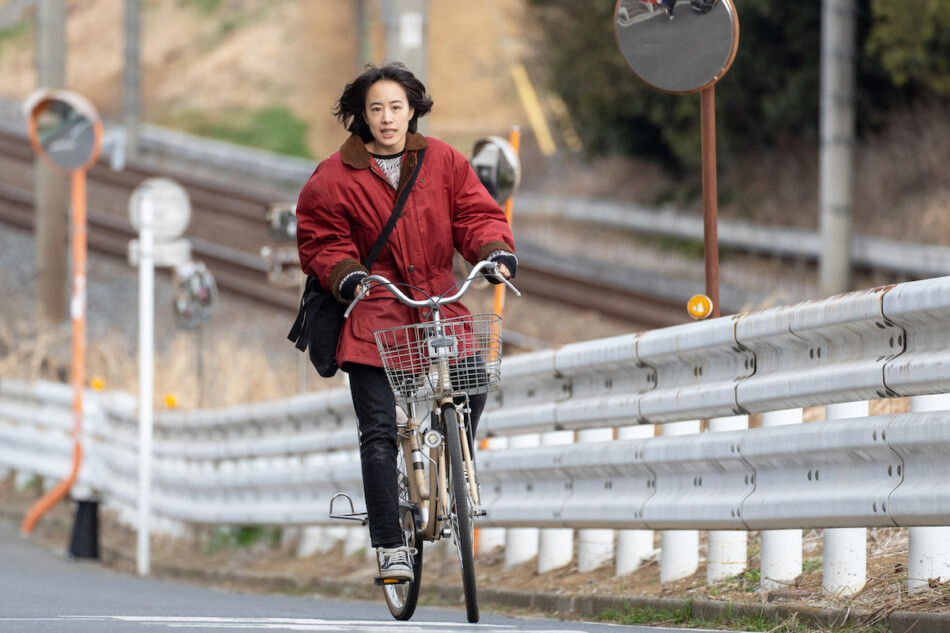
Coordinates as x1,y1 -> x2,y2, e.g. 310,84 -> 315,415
90,377 -> 106,391
164,393 -> 178,409
687,294 -> 713,320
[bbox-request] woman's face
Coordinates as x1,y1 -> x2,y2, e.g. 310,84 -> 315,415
363,80 -> 415,155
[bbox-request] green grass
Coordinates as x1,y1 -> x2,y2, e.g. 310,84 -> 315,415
204,526 -> 282,553
177,0 -> 225,15
802,556 -> 823,573
733,568 -> 761,592
595,600 -> 887,632
0,21 -> 31,61
164,106 -> 313,159
596,600 -> 693,626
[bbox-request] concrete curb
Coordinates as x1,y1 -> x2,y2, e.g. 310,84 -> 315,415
110,549 -> 949,633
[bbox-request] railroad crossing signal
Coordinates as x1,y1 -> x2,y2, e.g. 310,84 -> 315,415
688,294 -> 714,320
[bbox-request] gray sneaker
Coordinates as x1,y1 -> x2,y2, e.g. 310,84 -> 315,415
377,545 -> 414,581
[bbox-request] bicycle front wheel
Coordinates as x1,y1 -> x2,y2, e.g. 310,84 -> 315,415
443,405 -> 479,623
383,440 -> 423,620
383,504 -> 423,620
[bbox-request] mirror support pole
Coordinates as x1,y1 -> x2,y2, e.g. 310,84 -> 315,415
700,86 -> 720,319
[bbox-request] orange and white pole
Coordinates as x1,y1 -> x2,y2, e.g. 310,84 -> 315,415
21,90 -> 101,537
21,170 -> 89,535
492,127 -> 521,319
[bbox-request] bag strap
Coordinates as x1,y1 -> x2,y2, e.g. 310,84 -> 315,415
362,147 -> 426,271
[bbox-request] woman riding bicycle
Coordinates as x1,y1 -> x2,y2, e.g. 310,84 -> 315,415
295,62 -> 516,581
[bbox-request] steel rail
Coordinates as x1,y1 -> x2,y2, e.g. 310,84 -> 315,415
0,129 -> 685,329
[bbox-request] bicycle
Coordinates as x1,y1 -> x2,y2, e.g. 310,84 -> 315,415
329,260 -> 519,623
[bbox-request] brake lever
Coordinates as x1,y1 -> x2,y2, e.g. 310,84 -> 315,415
501,275 -> 521,297
489,264 -> 521,297
343,283 -> 370,319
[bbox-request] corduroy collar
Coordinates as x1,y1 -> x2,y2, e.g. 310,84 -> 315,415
340,132 -> 429,169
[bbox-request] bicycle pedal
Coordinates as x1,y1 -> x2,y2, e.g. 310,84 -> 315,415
440,527 -> 453,538
374,576 -> 409,586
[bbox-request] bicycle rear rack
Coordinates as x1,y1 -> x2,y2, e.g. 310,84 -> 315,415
329,492 -> 368,525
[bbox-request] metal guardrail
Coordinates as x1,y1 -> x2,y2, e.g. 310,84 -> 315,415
478,411 -> 947,530
4,379 -> 950,530
516,192 -> 950,279
3,275 -> 950,529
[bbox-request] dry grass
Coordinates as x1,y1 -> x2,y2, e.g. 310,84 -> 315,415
696,102 -> 950,247
0,296 -> 336,409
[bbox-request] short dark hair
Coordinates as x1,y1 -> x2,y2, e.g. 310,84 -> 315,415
333,62 -> 434,143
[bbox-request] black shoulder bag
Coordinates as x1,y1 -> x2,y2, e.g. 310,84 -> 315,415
288,149 -> 426,378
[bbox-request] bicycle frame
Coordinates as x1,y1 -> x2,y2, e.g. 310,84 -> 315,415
398,395 -> 485,539
338,260 -> 519,623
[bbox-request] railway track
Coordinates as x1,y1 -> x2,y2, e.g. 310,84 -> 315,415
0,129 -> 688,333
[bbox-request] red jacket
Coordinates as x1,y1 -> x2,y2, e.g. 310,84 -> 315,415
296,133 -> 515,368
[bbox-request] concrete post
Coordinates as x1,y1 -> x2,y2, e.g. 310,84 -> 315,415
504,433 -> 540,567
818,0 -> 857,296
576,428 -> 615,573
907,394 -> 950,592
616,424 -> 655,576
759,408 -> 804,590
538,431 -> 574,573
707,414 -> 749,583
477,436 -> 507,555
382,0 -> 428,135
123,0 -> 141,157
34,0 -> 69,324
822,401 -> 868,596
660,420 -> 701,583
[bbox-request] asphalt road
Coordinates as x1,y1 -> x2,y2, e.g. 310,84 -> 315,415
0,519 -> 744,633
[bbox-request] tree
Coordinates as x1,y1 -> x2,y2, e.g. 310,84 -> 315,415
865,0 -> 950,96
527,0 -> 947,170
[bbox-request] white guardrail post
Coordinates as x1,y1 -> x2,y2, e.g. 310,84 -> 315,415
882,277 -> 950,593
505,433 -> 541,567
659,419 -> 701,583
907,393 -> 950,592
706,414 -> 749,583
615,423 -> 655,576
477,436 -> 507,555
822,400 -> 870,596
537,430 -> 574,573
758,408 -> 804,590
576,427 -> 615,573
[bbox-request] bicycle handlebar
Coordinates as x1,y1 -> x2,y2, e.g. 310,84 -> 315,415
343,259 -> 520,319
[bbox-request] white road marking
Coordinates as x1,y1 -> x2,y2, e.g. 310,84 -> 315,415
33,615 -> 596,632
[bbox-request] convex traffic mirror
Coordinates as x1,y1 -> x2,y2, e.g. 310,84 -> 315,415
470,137 -> 522,205
25,89 -> 102,172
614,0 -> 739,94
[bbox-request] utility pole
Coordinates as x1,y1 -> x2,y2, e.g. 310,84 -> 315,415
124,0 -> 141,157
355,0 -> 374,71
34,0 -> 69,324
819,0 -> 857,296
381,0 -> 428,133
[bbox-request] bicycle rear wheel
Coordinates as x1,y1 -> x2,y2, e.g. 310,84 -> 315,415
443,405 -> 479,623
383,442 -> 423,620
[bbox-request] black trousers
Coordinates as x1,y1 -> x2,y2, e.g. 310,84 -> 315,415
346,362 -> 487,548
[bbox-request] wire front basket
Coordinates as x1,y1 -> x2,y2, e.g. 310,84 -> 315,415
374,313 -> 502,406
